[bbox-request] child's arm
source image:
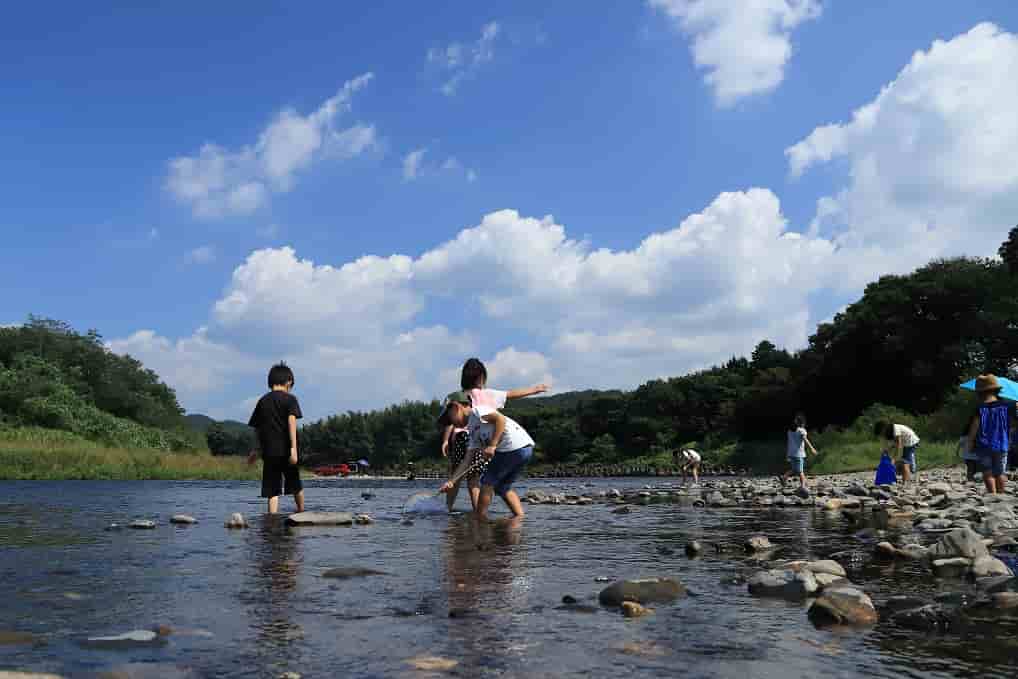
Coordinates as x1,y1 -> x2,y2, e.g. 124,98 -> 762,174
441,424 -> 454,457
247,448 -> 259,465
439,451 -> 475,493
966,415 -> 979,454
288,415 -> 298,465
804,434 -> 819,457
506,384 -> 549,400
480,411 -> 506,458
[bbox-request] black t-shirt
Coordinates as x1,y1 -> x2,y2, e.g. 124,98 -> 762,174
248,390 -> 303,459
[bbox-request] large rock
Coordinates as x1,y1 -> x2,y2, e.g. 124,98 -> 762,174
972,556 -> 1013,578
927,528 -> 990,561
932,558 -> 972,578
285,512 -> 354,527
808,587 -> 878,626
598,578 -> 686,606
747,569 -> 819,600
805,560 -> 847,578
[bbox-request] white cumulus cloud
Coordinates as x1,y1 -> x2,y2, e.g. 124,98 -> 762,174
787,22 -> 1018,288
650,0 -> 822,105
166,73 -> 376,219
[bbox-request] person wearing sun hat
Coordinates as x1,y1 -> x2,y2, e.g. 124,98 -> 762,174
966,374 -> 1014,495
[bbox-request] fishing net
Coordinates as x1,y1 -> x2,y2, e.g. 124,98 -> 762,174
403,492 -> 449,515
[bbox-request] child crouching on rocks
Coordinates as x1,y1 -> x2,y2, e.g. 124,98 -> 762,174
437,391 -> 536,519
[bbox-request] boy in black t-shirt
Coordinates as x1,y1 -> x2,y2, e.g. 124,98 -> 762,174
247,362 -> 305,514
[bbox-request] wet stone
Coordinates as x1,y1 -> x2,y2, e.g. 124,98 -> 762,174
808,587 -> 878,626
170,515 -> 197,525
598,578 -> 686,606
82,630 -> 166,649
322,567 -> 387,579
286,512 -> 353,527
128,520 -> 156,530
621,602 -> 653,618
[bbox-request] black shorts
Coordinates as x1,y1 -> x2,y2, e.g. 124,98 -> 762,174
261,456 -> 303,498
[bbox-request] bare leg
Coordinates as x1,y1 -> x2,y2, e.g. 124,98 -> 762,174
984,471 -> 997,494
446,478 -> 462,511
476,486 -> 494,521
501,490 -> 525,518
468,476 -> 481,511
267,496 -> 280,514
901,463 -> 912,484
294,490 -> 305,513
692,464 -> 699,484
997,474 -> 1007,493
799,471 -> 807,488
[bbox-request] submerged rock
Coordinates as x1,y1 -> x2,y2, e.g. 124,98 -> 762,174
353,514 -> 374,525
598,578 -> 686,606
128,520 -> 156,530
621,602 -> 653,618
685,541 -> 703,557
285,512 -> 353,527
224,513 -> 248,529
744,536 -> 774,552
808,587 -> 878,626
891,604 -> 961,632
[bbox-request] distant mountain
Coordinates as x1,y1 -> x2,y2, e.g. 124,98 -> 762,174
185,414 -> 250,436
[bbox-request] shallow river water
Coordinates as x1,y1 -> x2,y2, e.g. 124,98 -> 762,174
2,478 -> 1016,678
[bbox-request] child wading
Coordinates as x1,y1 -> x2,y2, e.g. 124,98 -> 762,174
247,362 -> 305,514
676,448 -> 701,484
783,414 -> 818,489
874,421 -> 920,485
439,358 -> 547,512
967,374 -> 1013,495
437,391 -> 536,520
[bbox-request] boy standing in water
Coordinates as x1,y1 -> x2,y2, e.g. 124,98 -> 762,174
247,362 -> 305,514
967,374 -> 1013,495
440,358 -> 547,511
437,391 -> 536,519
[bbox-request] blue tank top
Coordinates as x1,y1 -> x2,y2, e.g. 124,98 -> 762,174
977,400 -> 1012,453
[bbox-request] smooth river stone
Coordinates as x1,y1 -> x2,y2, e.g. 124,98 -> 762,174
170,515 -> 197,525
285,512 -> 354,526
598,578 -> 686,606
82,630 -> 165,649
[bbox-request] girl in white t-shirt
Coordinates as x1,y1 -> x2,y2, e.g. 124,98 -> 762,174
439,358 -> 548,511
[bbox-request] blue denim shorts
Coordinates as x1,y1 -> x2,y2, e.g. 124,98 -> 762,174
788,457 -> 805,474
480,445 -> 533,496
981,450 -> 1007,477
902,446 -> 918,474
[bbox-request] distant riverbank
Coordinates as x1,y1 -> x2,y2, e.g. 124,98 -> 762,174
1,426 -> 959,481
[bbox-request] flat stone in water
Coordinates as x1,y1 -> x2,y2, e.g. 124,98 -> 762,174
82,630 -> 166,649
128,520 -> 156,530
406,656 -> 458,671
322,567 -> 387,579
170,515 -> 197,525
286,512 -> 354,527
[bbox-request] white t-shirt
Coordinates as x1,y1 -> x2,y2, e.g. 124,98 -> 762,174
681,449 -> 701,463
469,388 -> 507,410
787,427 -> 807,459
892,424 -> 920,448
467,405 -> 534,452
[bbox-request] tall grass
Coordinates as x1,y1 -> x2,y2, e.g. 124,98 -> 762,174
0,427 -> 259,480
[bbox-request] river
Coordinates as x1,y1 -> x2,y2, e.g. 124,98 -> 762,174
1,478 -> 1015,678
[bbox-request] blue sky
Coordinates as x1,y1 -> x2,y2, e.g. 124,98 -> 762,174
4,1 -> 1018,420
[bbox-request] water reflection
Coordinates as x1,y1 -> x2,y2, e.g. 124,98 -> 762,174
244,516 -> 304,669
440,516 -> 528,673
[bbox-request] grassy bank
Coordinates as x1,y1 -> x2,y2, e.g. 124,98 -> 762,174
0,427 -> 260,480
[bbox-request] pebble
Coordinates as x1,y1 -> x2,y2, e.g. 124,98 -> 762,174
170,515 -> 198,525
621,601 -> 653,618
128,520 -> 156,530
224,513 -> 248,529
